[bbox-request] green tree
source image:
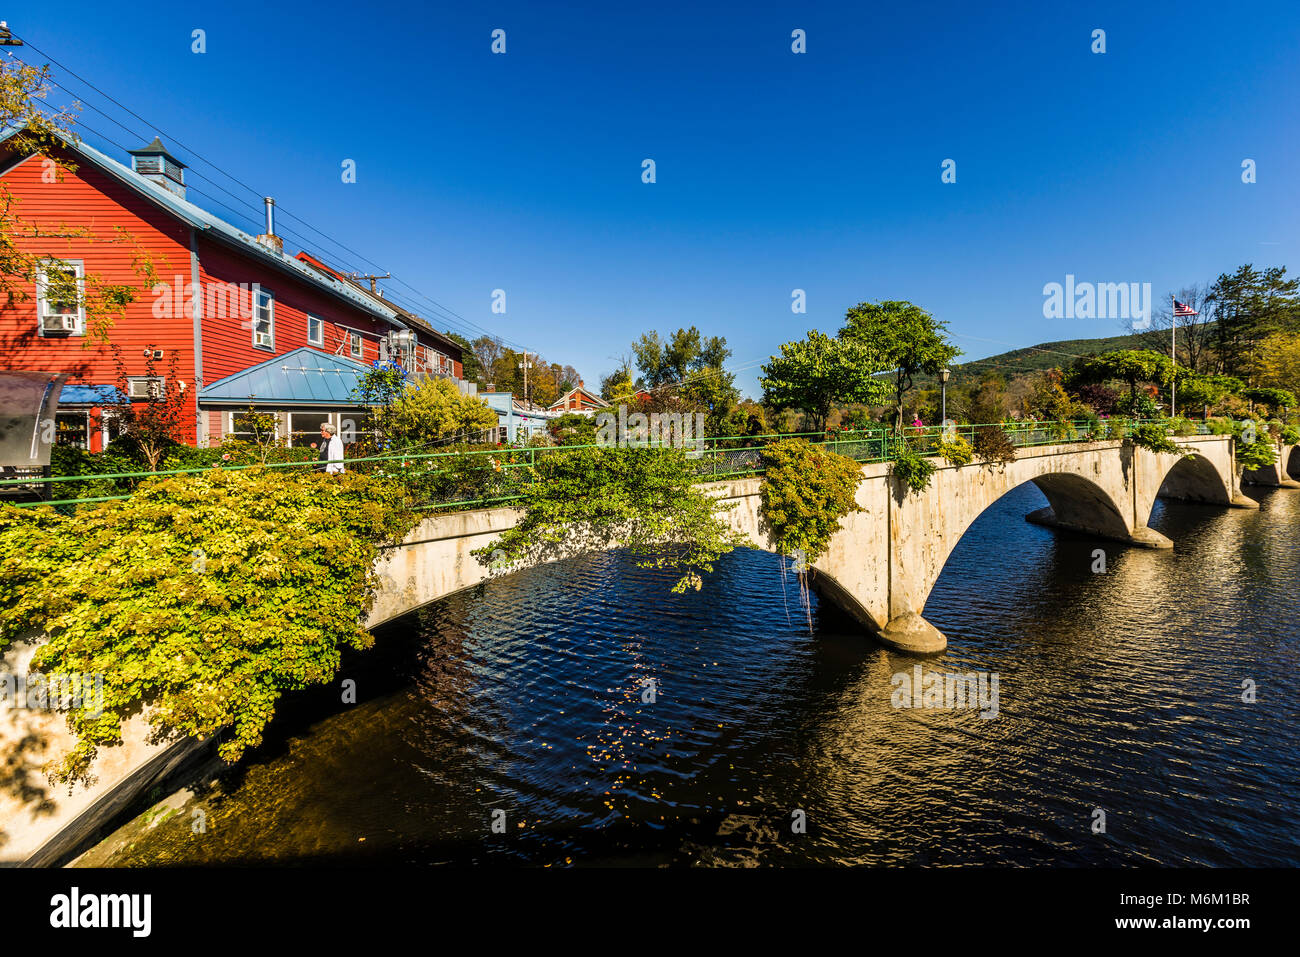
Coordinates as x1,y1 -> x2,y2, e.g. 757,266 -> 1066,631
632,326 -> 731,389
475,446 -> 747,593
600,358 -> 638,405
442,331 -> 482,384
839,301 -> 961,432
759,439 -> 863,565
1208,264 -> 1300,376
382,376 -> 499,447
1066,349 -> 1179,410
957,371 -> 1011,424
630,326 -> 737,432
1177,374 -> 1244,417
103,346 -> 190,471
1241,386 -> 1296,417
760,330 -> 891,433
548,412 -> 596,446
1250,331 -> 1300,399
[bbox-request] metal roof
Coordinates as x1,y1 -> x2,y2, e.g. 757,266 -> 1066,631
199,347 -> 370,407
0,124 -> 406,329
59,384 -> 126,405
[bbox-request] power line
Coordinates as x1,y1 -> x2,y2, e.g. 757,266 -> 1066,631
9,31 -> 264,201
948,331 -> 1120,367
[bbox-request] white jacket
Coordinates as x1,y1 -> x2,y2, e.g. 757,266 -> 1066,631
324,435 -> 345,474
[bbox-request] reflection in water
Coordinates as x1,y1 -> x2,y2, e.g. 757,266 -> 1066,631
77,484 -> 1300,866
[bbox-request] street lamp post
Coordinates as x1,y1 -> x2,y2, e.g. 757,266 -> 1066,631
940,367 -> 951,424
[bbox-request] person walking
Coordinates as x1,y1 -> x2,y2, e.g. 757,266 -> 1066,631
316,422 -> 345,475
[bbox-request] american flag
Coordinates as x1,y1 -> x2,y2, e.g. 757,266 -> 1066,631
1173,299 -> 1198,317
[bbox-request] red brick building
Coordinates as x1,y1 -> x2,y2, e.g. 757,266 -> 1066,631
0,128 -> 463,452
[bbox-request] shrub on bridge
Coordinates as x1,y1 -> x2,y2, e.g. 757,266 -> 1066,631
1127,422 -> 1182,456
890,440 -> 937,495
758,438 -> 863,567
936,434 -> 973,467
973,425 -> 1017,466
1282,425 -> 1300,445
473,445 -> 747,593
0,467 -> 415,785
1234,419 -> 1277,472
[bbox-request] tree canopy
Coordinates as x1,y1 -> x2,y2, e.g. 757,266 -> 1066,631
839,301 -> 961,430
760,330 -> 891,433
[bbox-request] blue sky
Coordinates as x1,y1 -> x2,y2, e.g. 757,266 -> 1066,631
10,0 -> 1299,395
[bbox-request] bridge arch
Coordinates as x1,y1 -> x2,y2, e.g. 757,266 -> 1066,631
809,436 -> 1243,654
1153,449 -> 1234,506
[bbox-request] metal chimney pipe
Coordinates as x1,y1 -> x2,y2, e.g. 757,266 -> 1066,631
264,197 -> 275,236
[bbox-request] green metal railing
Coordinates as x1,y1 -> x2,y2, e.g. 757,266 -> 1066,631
0,417 -> 1211,512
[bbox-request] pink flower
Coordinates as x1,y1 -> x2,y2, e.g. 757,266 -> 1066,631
221,453 -> 231,461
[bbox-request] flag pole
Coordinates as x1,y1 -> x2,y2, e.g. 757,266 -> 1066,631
1171,294 -> 1177,418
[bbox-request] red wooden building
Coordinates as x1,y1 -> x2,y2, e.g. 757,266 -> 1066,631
0,127 -> 464,452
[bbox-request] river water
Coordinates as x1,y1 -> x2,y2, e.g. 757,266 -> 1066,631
76,483 -> 1300,867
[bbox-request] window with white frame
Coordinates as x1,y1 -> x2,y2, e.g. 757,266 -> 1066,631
287,411 -> 333,447
307,314 -> 324,346
252,288 -> 275,349
350,332 -> 363,358
36,260 -> 85,336
227,410 -> 281,444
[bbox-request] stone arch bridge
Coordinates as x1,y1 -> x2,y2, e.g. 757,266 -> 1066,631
367,435 -> 1285,654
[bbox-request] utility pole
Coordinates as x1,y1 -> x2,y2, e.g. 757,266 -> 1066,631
518,352 -> 533,406
0,22 -> 23,46
351,272 -> 391,296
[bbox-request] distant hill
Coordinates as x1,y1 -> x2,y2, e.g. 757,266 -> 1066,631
918,329 -> 1177,391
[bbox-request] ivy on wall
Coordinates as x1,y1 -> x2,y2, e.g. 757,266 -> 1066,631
0,469 -> 415,784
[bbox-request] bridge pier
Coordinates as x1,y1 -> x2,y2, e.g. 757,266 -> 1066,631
810,573 -> 946,654
1025,506 -> 1173,548
1242,443 -> 1300,489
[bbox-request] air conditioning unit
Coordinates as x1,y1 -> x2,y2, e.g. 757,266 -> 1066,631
41,314 -> 78,335
128,378 -> 164,399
